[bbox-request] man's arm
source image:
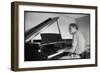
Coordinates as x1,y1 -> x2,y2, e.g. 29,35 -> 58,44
57,35 -> 78,53
64,35 -> 78,53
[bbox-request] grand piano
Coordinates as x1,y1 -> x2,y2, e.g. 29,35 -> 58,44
25,17 -> 72,61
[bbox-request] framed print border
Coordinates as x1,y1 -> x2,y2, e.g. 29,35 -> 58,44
11,1 -> 98,71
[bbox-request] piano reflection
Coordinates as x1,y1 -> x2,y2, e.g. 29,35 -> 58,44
25,17 -> 72,61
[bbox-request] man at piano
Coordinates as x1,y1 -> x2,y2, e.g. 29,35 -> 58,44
58,23 -> 86,59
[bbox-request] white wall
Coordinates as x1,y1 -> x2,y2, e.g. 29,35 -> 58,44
0,0 -> 99,73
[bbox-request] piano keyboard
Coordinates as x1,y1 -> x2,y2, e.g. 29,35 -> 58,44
48,50 -> 65,59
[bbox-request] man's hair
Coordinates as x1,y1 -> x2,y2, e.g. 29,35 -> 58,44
69,23 -> 78,30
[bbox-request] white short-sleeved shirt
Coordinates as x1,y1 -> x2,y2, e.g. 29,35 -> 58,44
72,31 -> 85,54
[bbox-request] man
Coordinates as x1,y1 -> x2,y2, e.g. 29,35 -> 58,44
58,23 -> 86,59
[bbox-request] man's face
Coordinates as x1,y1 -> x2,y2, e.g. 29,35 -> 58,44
69,26 -> 77,34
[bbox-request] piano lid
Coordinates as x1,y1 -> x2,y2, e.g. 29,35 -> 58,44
25,17 -> 59,42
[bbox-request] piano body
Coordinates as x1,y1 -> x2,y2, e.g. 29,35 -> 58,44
25,17 -> 72,61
